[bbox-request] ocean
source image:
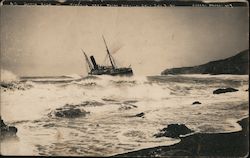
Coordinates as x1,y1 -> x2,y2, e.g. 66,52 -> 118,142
0,74 -> 248,156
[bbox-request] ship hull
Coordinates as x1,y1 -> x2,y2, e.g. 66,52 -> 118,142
89,68 -> 133,76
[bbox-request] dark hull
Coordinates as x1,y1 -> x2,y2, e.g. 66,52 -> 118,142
89,67 -> 133,76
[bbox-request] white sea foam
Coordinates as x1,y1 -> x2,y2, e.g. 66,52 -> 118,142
0,74 -> 248,156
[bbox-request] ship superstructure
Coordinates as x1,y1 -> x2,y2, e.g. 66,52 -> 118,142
82,36 -> 133,76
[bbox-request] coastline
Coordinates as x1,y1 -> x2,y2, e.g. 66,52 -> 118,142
113,117 -> 249,157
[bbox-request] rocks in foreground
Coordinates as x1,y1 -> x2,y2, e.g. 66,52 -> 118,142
48,107 -> 90,118
135,112 -> 145,118
113,117 -> 249,157
1,117 -> 18,138
154,124 -> 193,138
192,101 -> 201,105
213,88 -> 238,94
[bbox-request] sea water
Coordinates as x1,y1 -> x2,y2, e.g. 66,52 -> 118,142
0,74 -> 248,156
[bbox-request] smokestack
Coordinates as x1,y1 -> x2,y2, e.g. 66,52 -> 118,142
90,56 -> 98,70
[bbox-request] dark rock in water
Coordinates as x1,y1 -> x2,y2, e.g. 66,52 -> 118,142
1,117 -> 18,138
49,107 -> 90,118
8,126 -> 18,133
213,88 -> 238,94
55,108 -> 89,118
192,101 -> 201,105
0,82 -> 16,90
0,83 -> 11,88
1,117 -> 7,127
154,124 -> 193,138
135,112 -> 145,117
161,50 -> 249,75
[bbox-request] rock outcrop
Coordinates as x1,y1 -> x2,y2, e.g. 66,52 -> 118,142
154,124 -> 193,138
135,112 -> 145,117
48,106 -> 90,118
213,88 -> 238,94
1,117 -> 18,138
192,101 -> 201,105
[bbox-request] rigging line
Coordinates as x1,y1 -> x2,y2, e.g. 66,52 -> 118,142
102,35 -> 116,69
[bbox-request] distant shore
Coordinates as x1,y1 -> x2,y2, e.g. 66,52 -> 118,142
113,117 -> 249,157
161,50 -> 249,75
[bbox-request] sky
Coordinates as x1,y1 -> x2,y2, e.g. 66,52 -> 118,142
0,6 -> 249,76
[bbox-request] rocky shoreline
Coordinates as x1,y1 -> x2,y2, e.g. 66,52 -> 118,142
113,117 -> 249,157
1,117 -> 18,139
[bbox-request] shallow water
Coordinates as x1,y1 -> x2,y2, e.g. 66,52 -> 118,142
1,75 -> 248,156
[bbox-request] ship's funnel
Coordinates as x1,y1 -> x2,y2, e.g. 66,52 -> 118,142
90,56 -> 98,70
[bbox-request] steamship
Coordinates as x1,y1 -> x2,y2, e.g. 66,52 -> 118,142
82,36 -> 133,76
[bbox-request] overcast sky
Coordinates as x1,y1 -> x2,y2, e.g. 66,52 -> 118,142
0,6 -> 248,76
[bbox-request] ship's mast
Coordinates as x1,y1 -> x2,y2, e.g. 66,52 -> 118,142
102,35 -> 116,69
81,49 -> 93,71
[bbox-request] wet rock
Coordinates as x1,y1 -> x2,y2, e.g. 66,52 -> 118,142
0,82 -> 11,88
192,101 -> 201,105
0,82 -> 17,90
1,117 -> 7,128
154,124 -> 193,138
8,126 -> 18,133
135,112 -> 145,118
55,108 -> 88,118
49,107 -> 90,118
213,88 -> 238,94
1,117 -> 18,138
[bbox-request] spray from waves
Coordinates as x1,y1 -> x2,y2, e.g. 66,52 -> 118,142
0,69 -> 35,91
0,69 -> 19,83
61,75 -> 171,102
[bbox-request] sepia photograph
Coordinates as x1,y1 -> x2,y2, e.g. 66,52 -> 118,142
0,0 -> 249,156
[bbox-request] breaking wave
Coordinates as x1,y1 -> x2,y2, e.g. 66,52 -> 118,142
0,69 -> 19,83
0,74 -> 248,156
